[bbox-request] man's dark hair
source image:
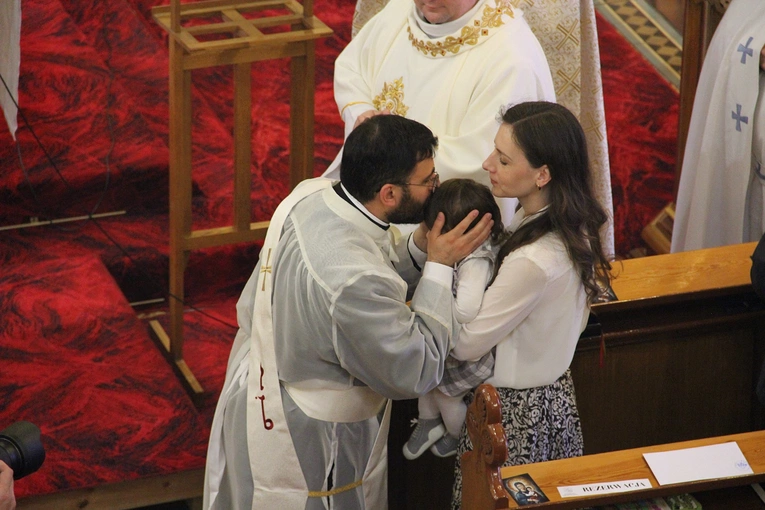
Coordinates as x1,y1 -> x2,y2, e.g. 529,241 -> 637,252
424,178 -> 504,242
340,115 -> 438,203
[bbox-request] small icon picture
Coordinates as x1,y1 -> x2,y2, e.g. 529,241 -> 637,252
502,473 -> 549,506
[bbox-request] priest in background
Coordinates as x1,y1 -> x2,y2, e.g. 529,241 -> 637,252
337,0 -> 615,258
672,0 -> 765,252
323,0 -> 556,225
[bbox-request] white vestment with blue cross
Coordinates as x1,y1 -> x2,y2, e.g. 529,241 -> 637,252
672,0 -> 765,252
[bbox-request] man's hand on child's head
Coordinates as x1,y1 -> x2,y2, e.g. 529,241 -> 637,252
426,211 -> 493,267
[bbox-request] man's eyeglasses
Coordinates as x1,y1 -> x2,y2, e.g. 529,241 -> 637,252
403,171 -> 440,191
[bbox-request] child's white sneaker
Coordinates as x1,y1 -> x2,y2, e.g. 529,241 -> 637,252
402,418 -> 446,460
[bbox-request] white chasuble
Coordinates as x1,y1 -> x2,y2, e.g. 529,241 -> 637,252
672,0 -> 765,251
327,0 -> 556,223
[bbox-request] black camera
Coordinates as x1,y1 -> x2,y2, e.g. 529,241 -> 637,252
0,421 -> 45,480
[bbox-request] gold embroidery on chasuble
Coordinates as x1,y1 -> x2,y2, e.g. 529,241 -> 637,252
408,2 -> 515,57
373,78 -> 409,116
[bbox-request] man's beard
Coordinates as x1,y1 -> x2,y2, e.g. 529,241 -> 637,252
386,186 -> 432,224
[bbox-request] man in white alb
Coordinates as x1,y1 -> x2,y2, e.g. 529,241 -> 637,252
323,0 -> 556,220
672,0 -> 765,252
203,115 -> 493,509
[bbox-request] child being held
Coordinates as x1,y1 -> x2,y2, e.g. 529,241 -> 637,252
403,178 -> 506,459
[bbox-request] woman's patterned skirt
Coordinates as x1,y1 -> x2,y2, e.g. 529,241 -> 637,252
451,369 -> 584,509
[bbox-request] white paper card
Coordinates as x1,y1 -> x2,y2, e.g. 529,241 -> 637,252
557,478 -> 652,498
643,442 -> 753,486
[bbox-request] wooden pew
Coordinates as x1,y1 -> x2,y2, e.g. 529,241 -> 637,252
463,383 -> 765,509
462,384 -> 511,510
573,242 -> 765,454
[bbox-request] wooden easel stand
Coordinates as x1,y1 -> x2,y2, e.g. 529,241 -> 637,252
150,0 -> 332,405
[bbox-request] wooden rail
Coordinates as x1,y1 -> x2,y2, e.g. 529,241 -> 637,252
498,430 -> 765,509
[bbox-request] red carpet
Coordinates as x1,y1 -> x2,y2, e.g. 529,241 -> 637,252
596,14 -> 679,256
0,0 -> 678,503
1,255 -> 208,497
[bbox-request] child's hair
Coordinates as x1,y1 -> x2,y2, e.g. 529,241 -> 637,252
424,178 -> 505,243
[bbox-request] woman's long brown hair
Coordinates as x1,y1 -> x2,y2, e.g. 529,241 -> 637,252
493,102 -> 611,304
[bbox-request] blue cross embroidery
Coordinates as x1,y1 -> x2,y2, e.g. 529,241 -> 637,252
738,36 -> 754,64
732,104 -> 749,132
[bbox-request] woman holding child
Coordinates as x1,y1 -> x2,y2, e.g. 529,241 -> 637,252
449,101 -> 612,507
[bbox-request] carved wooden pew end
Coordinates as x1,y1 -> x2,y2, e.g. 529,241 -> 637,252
462,383 -> 512,509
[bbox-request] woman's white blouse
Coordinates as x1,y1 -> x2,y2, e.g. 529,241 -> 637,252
451,212 -> 590,389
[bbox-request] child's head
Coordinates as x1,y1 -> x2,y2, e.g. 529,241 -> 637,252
424,178 -> 504,242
